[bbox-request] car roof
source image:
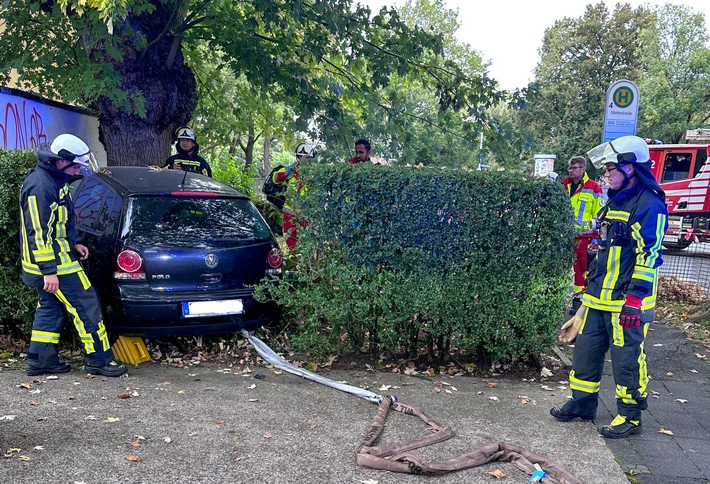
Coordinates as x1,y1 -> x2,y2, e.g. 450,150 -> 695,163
97,166 -> 248,198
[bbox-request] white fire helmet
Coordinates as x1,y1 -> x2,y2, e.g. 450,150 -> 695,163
294,142 -> 313,158
50,133 -> 99,174
587,135 -> 651,170
176,126 -> 196,141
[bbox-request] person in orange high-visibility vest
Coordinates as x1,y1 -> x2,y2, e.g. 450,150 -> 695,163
563,156 -> 603,314
272,143 -> 313,249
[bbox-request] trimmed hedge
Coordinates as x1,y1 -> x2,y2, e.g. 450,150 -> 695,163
0,150 -> 41,336
261,163 -> 575,362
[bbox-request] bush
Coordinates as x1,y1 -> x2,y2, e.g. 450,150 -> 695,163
212,156 -> 259,198
0,149 -> 42,337
260,163 -> 575,363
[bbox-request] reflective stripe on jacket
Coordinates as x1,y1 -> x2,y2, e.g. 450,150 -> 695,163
583,183 -> 668,312
563,173 -> 603,235
20,162 -> 81,280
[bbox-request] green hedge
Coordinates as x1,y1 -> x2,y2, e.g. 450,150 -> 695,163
0,149 -> 41,336
261,164 -> 576,363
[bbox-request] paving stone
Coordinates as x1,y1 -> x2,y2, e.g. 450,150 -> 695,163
676,437 -> 710,455
641,454 -> 704,479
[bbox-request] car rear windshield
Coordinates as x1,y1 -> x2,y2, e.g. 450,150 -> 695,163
122,196 -> 272,248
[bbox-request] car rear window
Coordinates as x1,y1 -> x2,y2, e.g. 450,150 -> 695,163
121,196 -> 272,247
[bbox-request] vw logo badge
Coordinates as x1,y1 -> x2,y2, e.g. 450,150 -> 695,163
204,254 -> 219,269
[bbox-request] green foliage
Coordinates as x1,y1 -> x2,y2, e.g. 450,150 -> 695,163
638,5 -> 710,143
211,156 -> 259,198
0,150 -> 41,336
521,3 -> 654,171
262,164 -> 575,362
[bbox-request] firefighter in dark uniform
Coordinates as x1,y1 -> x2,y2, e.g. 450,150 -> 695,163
20,134 -> 127,377
551,136 -> 668,438
163,126 -> 212,177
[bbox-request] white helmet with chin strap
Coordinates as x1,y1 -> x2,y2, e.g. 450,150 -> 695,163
47,133 -> 99,174
587,135 -> 651,170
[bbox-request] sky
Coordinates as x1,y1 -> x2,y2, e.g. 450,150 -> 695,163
365,0 -> 710,91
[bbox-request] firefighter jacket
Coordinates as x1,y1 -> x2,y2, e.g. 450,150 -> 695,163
563,172 -> 603,236
582,182 -> 668,313
163,142 -> 212,177
273,164 -> 306,214
19,161 -> 82,285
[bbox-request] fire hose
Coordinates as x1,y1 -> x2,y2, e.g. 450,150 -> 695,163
240,330 -> 581,483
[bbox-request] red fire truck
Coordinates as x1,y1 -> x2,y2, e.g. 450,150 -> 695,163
650,143 -> 710,249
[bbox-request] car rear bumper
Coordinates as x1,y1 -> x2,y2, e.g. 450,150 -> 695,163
105,285 -> 281,337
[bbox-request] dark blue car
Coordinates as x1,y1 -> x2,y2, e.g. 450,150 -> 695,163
71,167 -> 282,337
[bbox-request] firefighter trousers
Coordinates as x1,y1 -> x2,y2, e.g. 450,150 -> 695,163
562,307 -> 649,420
27,270 -> 114,368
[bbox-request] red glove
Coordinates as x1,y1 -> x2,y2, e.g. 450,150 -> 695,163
619,295 -> 642,328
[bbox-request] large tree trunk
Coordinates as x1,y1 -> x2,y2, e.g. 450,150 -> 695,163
92,2 -> 197,166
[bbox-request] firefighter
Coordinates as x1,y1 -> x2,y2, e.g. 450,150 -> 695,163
551,136 -> 668,438
272,143 -> 313,249
163,126 -> 212,177
563,156 -> 603,314
21,134 -> 127,377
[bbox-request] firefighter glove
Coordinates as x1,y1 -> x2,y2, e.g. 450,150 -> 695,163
620,294 -> 643,328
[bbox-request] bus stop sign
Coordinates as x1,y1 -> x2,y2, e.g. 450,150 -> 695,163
602,80 -> 639,142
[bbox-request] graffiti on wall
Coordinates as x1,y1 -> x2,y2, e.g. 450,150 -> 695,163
0,99 -> 48,150
0,87 -> 105,163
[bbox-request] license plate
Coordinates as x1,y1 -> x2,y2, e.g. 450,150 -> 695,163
664,234 -> 680,242
182,299 -> 243,318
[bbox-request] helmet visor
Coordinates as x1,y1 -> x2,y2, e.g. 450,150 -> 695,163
587,140 -> 619,169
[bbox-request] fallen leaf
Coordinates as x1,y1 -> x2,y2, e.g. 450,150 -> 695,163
487,382 -> 497,389
666,372 -> 674,377
519,396 -> 530,405
488,469 -> 506,479
379,385 -> 392,391
263,433 -> 273,439
0,415 -> 17,421
540,367 -> 553,378
540,385 -> 554,391
359,480 -> 379,484
695,353 -> 707,360
658,427 -> 674,435
188,432 -> 198,437
18,455 -> 31,461
117,394 -> 132,399
17,383 -> 32,390
674,399 -> 688,404
233,456 -> 244,462
126,455 -> 141,462
247,384 -> 256,390
33,446 -> 44,451
130,439 -> 141,447
488,396 -> 499,401
215,420 -> 225,425
690,369 -> 698,374
103,417 -> 120,423
163,437 -> 172,444
248,399 -> 258,402
177,390 -> 185,394
426,369 -> 435,377
445,389 -> 452,394
651,390 -> 660,395
46,375 -> 59,380
84,415 -> 97,421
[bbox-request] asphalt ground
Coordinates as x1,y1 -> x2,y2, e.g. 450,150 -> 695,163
1,348 -> 624,483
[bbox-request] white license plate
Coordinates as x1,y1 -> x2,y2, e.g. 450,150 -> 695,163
664,234 -> 680,243
182,299 -> 244,318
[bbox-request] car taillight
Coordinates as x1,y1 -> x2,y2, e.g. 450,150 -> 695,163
266,248 -> 283,276
114,249 -> 146,280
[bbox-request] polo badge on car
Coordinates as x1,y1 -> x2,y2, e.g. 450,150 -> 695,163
204,253 -> 219,269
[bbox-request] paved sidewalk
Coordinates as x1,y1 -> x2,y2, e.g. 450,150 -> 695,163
596,321 -> 710,483
1,350 -> 623,483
